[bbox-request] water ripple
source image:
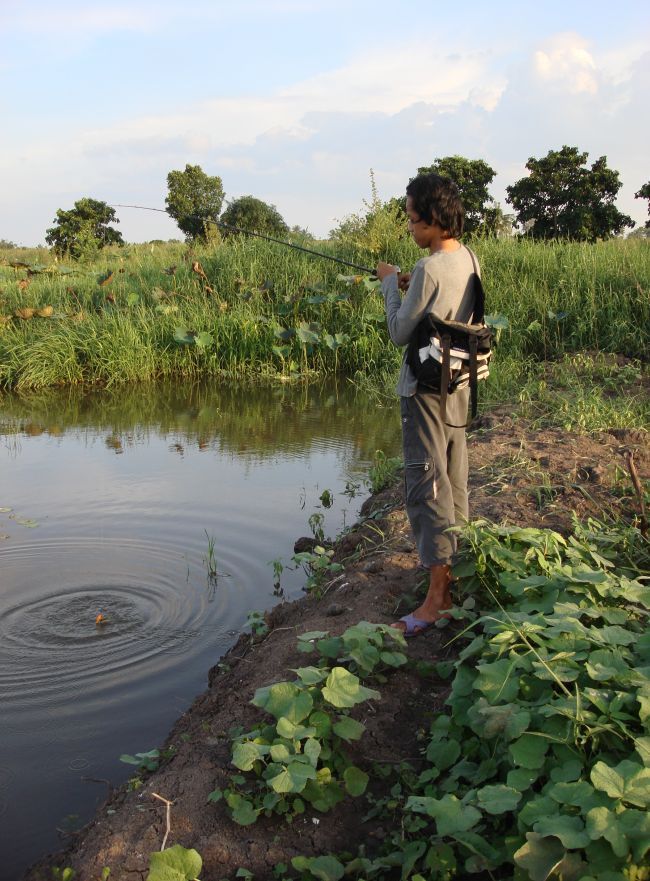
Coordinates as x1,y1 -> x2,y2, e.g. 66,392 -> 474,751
0,537 -> 226,702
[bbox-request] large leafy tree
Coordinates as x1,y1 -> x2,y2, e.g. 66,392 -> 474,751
506,146 -> 633,241
220,195 -> 288,237
165,164 -> 224,242
45,198 -> 124,259
635,181 -> 650,228
416,156 -> 497,235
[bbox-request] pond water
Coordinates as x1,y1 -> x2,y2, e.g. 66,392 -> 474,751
0,379 -> 401,881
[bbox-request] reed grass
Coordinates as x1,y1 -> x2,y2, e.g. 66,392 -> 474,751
1,237 -> 648,412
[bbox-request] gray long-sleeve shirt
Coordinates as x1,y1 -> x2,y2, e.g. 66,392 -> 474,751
381,244 -> 479,397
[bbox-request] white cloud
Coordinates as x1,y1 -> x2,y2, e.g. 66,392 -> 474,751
533,33 -> 598,94
280,44 -> 504,113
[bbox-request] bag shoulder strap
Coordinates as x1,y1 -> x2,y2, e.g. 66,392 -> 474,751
464,246 -> 485,325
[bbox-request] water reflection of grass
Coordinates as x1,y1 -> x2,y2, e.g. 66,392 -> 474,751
0,380 -> 402,462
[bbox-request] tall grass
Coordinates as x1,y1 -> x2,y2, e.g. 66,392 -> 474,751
0,236 -> 647,394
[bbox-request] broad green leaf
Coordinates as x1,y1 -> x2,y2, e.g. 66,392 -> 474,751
253,681 -> 313,723
533,814 -> 590,849
291,856 -> 344,881
147,845 -> 202,880
532,656 -> 580,682
174,326 -> 195,345
427,738 -> 461,770
449,831 -> 501,865
344,766 -> 369,796
332,716 -> 365,742
507,767 -> 539,791
518,795 -> 557,827
513,832 -> 565,881
548,780 -> 600,810
450,663 -> 477,698
509,734 -> 549,769
618,808 -> 650,862
570,567 -> 609,585
268,760 -> 317,793
316,637 -> 343,659
322,667 -> 380,708
549,760 -> 582,783
586,649 -> 631,682
591,760 -> 650,806
635,736 -> 650,767
304,738 -> 321,767
232,741 -> 267,771
595,625 -> 638,646
231,799 -> 259,826
379,650 -> 407,667
292,666 -> 328,685
406,794 -> 481,836
626,585 -> 650,611
476,784 -> 522,815
194,331 -> 214,349
586,807 -> 629,858
309,710 -> 332,739
296,322 -> 320,345
276,717 -> 316,740
398,841 -> 427,878
301,779 -> 344,812
468,699 -> 530,741
474,659 -> 519,702
485,313 -> 509,330
348,641 -> 380,672
298,630 -> 329,642
270,743 -> 291,762
638,695 -> 650,724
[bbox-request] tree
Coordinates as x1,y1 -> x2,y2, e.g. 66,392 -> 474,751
481,204 -> 515,238
416,156 -> 497,235
165,164 -> 225,242
45,198 -> 124,259
220,196 -> 288,238
635,181 -> 650,228
506,146 -> 634,241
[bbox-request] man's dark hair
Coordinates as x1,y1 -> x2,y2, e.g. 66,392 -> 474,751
406,173 -> 464,238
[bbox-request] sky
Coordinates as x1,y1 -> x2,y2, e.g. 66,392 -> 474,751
1,0 -> 649,245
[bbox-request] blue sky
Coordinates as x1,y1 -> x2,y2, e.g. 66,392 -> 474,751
2,0 -> 649,244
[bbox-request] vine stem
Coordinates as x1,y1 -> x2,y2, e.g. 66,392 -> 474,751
152,792 -> 173,850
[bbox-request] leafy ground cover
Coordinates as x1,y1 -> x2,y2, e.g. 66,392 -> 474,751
24,414 -> 648,881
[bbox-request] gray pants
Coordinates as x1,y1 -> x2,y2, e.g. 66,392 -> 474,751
400,388 -> 469,567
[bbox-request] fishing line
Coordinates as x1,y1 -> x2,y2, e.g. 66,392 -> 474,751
110,203 -> 378,275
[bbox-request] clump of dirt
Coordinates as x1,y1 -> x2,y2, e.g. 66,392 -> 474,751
24,419 -> 647,881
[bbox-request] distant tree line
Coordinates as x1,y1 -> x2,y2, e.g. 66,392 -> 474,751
41,148 -> 650,259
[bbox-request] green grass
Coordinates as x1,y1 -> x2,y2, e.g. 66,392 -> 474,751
1,237 -> 648,403
481,352 -> 648,432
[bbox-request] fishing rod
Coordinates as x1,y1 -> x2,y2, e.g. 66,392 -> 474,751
110,203 -> 378,275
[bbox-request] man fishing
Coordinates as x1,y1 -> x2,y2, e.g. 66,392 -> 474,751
376,173 -> 479,637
